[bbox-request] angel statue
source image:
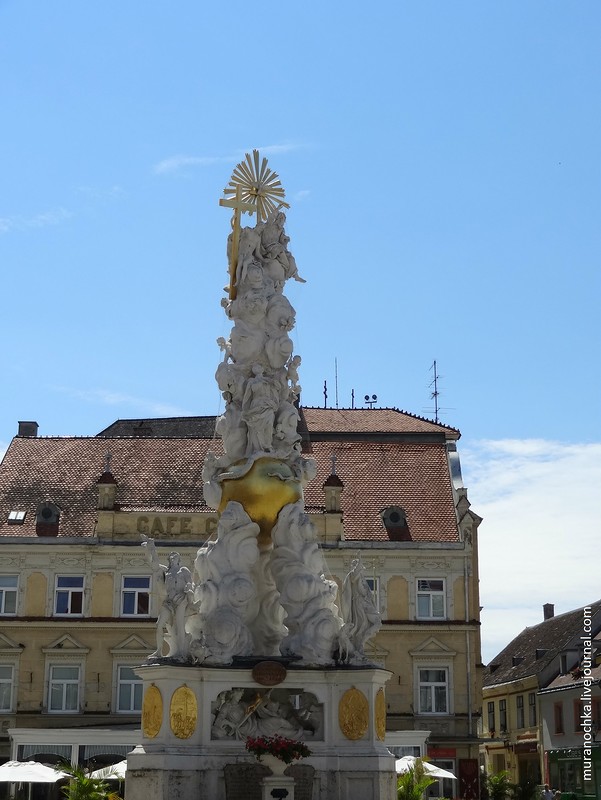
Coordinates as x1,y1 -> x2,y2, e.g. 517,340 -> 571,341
141,534 -> 195,660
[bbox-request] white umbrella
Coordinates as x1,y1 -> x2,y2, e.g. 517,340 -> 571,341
0,761 -> 69,783
89,760 -> 127,780
395,756 -> 457,780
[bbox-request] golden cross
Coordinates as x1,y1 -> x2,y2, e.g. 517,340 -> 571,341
219,185 -> 256,300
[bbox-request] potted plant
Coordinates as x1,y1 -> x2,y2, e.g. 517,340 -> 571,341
245,735 -> 311,775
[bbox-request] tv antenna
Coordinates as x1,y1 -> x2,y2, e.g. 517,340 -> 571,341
430,360 -> 440,422
364,394 -> 377,409
424,360 -> 453,422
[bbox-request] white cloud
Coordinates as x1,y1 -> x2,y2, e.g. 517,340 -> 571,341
153,143 -> 304,176
0,207 -> 72,234
52,386 -> 190,417
460,439 -> 601,664
153,154 -> 226,175
76,185 -> 125,201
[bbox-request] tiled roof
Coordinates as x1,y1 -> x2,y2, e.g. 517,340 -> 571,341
95,408 -> 459,440
0,410 -> 460,543
483,601 -> 601,687
97,416 -> 217,438
0,437 -> 214,539
300,407 -> 460,438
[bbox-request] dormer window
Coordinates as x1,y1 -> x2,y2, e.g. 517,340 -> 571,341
7,511 -> 26,525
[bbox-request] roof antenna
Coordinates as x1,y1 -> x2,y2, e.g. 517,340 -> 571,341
335,357 -> 339,409
364,394 -> 377,408
323,380 -> 328,409
431,360 -> 440,423
424,360 -> 454,422
351,389 -> 355,409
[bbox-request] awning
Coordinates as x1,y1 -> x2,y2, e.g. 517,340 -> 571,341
0,761 -> 69,783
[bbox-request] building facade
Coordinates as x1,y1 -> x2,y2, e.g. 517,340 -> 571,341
0,408 -> 483,796
481,602 -> 601,798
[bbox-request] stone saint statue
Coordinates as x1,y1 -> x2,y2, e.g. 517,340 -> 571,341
340,556 -> 381,662
141,535 -> 195,660
241,364 -> 280,455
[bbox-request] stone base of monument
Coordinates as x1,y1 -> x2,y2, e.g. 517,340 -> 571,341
125,662 -> 397,800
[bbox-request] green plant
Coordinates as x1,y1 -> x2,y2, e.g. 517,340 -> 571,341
511,777 -> 539,800
486,771 -> 512,800
397,759 -> 437,800
55,763 -> 117,800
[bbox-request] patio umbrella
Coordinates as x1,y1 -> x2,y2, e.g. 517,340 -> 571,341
0,761 -> 69,783
89,760 -> 127,780
395,756 -> 457,780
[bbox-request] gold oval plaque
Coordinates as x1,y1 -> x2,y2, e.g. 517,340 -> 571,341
375,687 -> 386,741
170,685 -> 197,739
142,684 -> 163,739
339,686 -> 369,740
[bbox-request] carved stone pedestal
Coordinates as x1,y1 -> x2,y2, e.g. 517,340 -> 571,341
125,662 -> 396,800
261,775 -> 295,800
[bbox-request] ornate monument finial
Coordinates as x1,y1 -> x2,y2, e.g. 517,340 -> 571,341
219,150 -> 290,300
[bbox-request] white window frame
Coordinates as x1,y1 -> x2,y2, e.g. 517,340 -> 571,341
121,576 -> 151,617
0,664 -> 15,712
417,666 -> 450,715
0,575 -> 18,615
54,575 -> 84,616
416,578 -> 446,620
47,664 -> 81,713
115,665 -> 143,713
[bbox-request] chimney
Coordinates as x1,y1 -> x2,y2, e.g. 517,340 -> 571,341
543,603 -> 555,620
18,421 -> 39,437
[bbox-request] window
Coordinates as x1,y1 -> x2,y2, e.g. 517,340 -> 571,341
365,577 -> 380,608
487,701 -> 496,734
516,695 -> 524,729
416,579 -> 445,618
0,665 -> 14,711
116,666 -> 143,712
554,702 -> 564,735
0,575 -> 18,615
121,577 -> 150,616
55,576 -> 84,615
528,692 -> 537,726
499,699 -> 507,731
7,510 -> 26,524
48,665 -> 80,712
418,668 -> 448,714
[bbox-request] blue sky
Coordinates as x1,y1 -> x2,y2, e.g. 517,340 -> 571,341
1,1 -> 599,662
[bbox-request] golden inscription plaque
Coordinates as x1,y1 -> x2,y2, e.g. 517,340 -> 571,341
142,684 -> 163,739
375,688 -> 386,741
170,685 -> 197,739
338,686 -> 369,740
252,661 -> 287,687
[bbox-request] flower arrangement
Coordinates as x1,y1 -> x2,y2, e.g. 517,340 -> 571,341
245,734 -> 311,765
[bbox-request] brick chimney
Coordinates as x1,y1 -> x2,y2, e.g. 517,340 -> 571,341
18,421 -> 39,437
543,603 -> 555,620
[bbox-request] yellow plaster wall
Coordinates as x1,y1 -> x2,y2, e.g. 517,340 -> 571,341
453,574 -> 465,620
91,573 -> 114,616
24,572 -> 47,615
386,576 -> 408,619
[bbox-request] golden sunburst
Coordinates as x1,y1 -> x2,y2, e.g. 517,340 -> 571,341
223,149 -> 290,223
